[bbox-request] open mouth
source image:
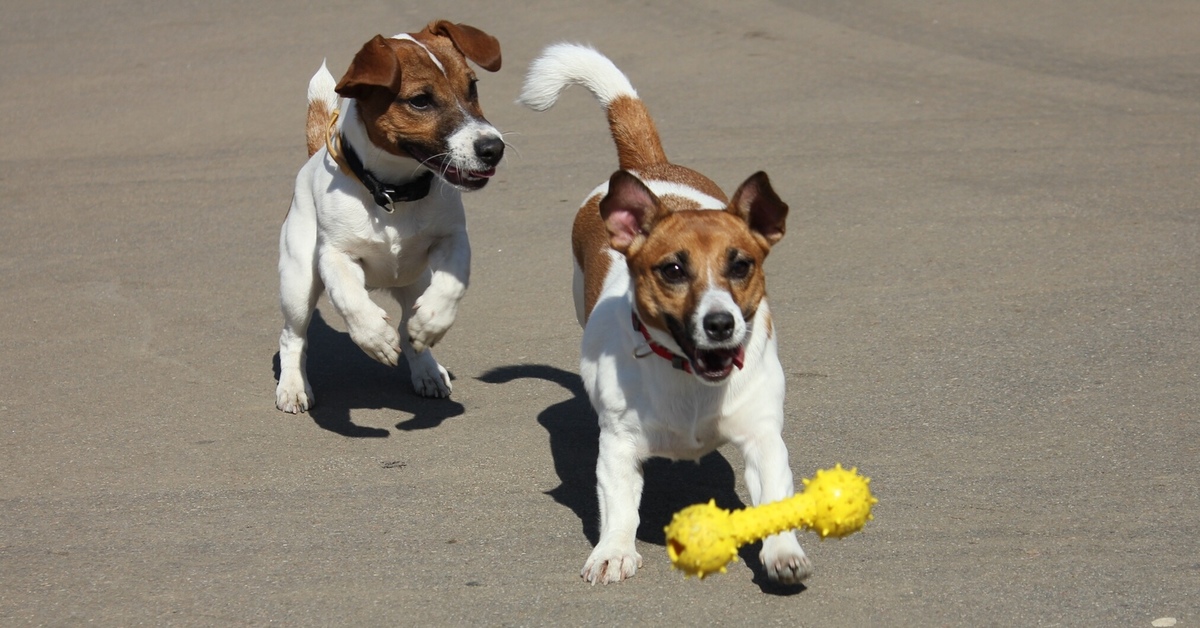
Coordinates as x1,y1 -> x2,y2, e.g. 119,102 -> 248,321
663,314 -> 747,382
404,146 -> 495,190
688,345 -> 746,382
440,163 -> 495,190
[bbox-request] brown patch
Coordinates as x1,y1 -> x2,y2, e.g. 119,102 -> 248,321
607,96 -> 667,170
574,87 -> 787,333
627,210 -> 773,338
305,100 -> 331,157
335,35 -> 403,100
572,193 -> 612,323
728,171 -> 788,246
333,26 -> 500,160
636,163 -> 727,205
422,20 -> 501,72
574,169 -> 785,328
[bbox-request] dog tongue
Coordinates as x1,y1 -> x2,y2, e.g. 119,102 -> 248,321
732,346 -> 745,370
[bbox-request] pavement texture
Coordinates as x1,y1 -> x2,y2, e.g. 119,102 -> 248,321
2,1 -> 1198,625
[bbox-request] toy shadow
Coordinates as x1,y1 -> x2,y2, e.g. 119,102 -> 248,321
477,363 -> 803,594
271,310 -> 464,437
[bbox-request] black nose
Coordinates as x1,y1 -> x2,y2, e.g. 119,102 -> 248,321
474,136 -> 505,167
703,312 -> 736,342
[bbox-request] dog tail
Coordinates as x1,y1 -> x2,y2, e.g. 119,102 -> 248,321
519,43 -> 667,171
305,60 -> 338,157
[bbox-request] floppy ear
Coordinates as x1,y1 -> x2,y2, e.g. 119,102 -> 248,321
426,20 -> 502,72
599,171 -> 662,254
729,171 -> 788,247
335,35 -> 402,99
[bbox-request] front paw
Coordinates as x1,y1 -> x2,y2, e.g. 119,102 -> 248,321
347,308 -> 401,366
406,293 -> 458,353
275,372 -> 314,414
406,349 -> 452,398
760,532 -> 813,585
581,544 -> 642,585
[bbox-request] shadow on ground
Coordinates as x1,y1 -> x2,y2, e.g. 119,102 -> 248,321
478,363 -> 803,594
271,310 -> 465,437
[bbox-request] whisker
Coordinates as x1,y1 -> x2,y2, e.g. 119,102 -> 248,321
500,142 -> 523,163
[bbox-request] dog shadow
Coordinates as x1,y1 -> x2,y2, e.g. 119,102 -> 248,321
271,310 -> 465,437
477,363 -> 803,594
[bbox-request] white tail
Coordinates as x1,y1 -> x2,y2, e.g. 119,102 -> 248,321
307,59 -> 338,112
518,43 -> 637,111
520,43 -> 667,171
305,60 -> 339,157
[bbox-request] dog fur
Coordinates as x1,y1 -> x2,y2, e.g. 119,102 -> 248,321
519,44 -> 812,585
276,21 -> 504,413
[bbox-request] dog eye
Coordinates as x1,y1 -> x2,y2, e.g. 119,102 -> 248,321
407,94 -> 433,110
657,262 -> 688,284
728,258 -> 754,280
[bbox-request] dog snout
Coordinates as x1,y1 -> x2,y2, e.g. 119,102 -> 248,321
702,311 -> 736,342
474,136 -> 505,167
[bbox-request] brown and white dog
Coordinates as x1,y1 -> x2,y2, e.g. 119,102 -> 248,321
519,44 -> 811,585
276,22 -> 504,413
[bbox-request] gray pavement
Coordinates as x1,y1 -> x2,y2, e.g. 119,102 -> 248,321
2,1 -> 1198,625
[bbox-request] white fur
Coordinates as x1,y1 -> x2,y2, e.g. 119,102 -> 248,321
691,284 -> 747,350
446,119 -> 497,174
524,44 -> 812,585
392,34 -> 446,75
517,43 -> 637,111
307,60 -> 337,108
575,257 -> 810,585
583,174 -> 726,211
275,56 -> 501,413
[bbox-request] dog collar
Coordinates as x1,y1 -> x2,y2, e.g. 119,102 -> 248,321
338,135 -> 434,211
632,312 -> 693,373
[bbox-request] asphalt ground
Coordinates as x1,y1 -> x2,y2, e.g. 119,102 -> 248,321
1,1 -> 1197,625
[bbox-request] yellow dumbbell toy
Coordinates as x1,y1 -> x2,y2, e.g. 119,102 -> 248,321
664,463 -> 877,579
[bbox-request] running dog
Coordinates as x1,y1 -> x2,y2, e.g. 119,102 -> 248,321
276,22 -> 504,413
519,44 -> 810,585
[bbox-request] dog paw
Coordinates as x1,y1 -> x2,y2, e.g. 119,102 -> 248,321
761,532 -> 813,585
406,293 -> 458,353
275,373 -> 314,414
407,350 -> 452,398
581,545 -> 642,584
347,309 -> 401,366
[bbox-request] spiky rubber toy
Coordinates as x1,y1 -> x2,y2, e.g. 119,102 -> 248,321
664,463 -> 877,579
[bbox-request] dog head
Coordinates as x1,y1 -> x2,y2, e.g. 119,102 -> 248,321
601,170 -> 788,383
334,21 -> 504,190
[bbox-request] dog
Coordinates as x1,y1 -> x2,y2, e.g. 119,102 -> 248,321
519,44 -> 810,585
275,21 -> 504,413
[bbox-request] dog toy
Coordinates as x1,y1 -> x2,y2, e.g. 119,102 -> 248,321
664,463 -> 877,579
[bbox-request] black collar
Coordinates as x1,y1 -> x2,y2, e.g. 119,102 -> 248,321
339,135 -> 434,211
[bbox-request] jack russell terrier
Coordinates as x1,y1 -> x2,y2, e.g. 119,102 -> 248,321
520,44 -> 811,585
276,22 -> 504,413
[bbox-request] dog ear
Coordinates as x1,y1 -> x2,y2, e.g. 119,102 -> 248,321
335,35 -> 403,99
600,171 -> 662,254
426,20 -> 502,72
729,171 -> 788,247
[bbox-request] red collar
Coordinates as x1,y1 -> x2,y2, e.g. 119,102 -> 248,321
632,312 -> 693,373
